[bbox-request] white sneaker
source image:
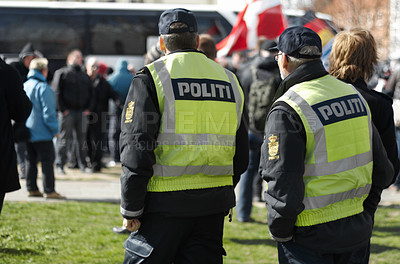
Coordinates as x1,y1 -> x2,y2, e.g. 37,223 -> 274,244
107,160 -> 116,167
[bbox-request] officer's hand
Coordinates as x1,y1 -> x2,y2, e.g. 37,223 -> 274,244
123,218 -> 141,232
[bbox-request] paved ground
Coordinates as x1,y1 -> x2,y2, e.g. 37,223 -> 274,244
5,165 -> 122,203
5,165 -> 400,206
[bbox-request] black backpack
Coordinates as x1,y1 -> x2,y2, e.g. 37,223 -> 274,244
248,65 -> 279,133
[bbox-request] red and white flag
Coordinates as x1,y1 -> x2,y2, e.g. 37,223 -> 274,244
216,0 -> 287,57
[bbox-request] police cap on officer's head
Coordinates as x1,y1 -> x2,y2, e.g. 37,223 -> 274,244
273,26 -> 322,59
261,39 -> 278,52
158,8 -> 198,35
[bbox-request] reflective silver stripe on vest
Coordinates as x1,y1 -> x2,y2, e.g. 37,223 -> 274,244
120,206 -> 144,218
284,88 -> 373,177
303,184 -> 371,210
153,164 -> 233,177
157,133 -> 236,146
284,89 -> 327,164
154,60 -> 176,133
305,152 -> 373,176
224,69 -> 243,130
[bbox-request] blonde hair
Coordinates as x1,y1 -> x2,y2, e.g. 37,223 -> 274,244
29,57 -> 48,72
329,28 -> 377,82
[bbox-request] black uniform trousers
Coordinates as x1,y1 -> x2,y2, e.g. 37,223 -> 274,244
278,240 -> 370,264
123,212 -> 226,264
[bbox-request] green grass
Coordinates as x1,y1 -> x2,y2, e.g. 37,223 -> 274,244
1,202 -> 400,264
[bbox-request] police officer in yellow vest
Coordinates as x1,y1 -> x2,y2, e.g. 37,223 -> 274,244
260,26 -> 394,263
119,8 -> 249,263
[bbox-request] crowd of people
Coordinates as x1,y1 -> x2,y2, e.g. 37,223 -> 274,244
2,6 -> 400,263
2,43 -> 135,202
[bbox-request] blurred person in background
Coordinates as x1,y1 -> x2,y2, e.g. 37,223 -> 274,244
0,56 -> 32,213
52,49 -> 95,175
144,42 -> 163,65
217,50 -> 248,75
9,42 -> 39,180
372,60 -> 391,92
85,57 -> 120,172
235,39 -> 281,222
383,56 -> 400,191
107,59 -> 134,168
10,42 -> 40,82
24,58 -> 65,199
198,34 -> 217,60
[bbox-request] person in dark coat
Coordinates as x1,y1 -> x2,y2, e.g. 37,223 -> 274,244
0,57 -> 32,213
329,28 -> 400,263
260,26 -> 393,263
107,59 -> 134,167
329,28 -> 400,200
235,40 -> 281,222
85,57 -> 120,172
120,9 -> 248,262
9,42 -> 39,179
9,42 -> 38,83
51,49 -> 95,174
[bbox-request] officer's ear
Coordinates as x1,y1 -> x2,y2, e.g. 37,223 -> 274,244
281,52 -> 289,68
159,37 -> 166,52
195,34 -> 200,49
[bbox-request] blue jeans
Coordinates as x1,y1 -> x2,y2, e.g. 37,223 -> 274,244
236,132 -> 263,221
278,241 -> 369,264
56,110 -> 88,170
14,141 -> 27,175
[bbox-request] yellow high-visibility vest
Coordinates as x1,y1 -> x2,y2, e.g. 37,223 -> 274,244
146,52 -> 244,192
276,75 -> 373,226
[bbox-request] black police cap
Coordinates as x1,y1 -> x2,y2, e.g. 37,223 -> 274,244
158,8 -> 198,35
272,26 -> 322,58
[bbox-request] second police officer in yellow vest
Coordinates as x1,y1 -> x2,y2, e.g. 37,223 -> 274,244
119,8 -> 249,263
260,26 -> 394,263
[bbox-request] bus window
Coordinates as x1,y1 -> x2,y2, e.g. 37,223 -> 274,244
88,10 -> 232,57
88,10 -> 161,56
0,2 -> 235,71
0,8 -> 85,60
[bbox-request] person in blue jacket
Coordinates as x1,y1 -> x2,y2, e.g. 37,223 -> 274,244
107,59 -> 134,166
24,58 -> 65,199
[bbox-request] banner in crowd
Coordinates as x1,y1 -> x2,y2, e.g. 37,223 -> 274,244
216,0 -> 287,57
302,10 -> 338,68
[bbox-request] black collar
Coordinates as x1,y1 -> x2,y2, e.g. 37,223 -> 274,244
168,49 -> 203,55
272,60 -> 328,102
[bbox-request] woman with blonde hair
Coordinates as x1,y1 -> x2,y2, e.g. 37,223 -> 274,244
329,28 -> 399,262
